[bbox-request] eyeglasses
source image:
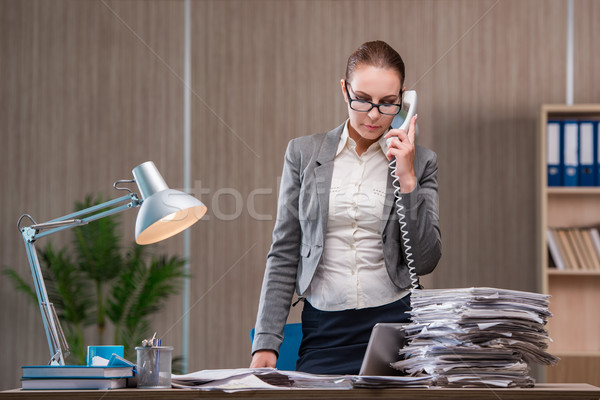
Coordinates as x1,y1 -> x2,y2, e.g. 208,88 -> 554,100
344,81 -> 402,115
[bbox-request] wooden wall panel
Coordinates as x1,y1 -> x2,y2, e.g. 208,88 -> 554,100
0,0 -> 185,389
546,355 -> 600,387
423,0 -> 567,290
3,0 -> 600,390
186,0 -> 569,374
574,0 -> 600,104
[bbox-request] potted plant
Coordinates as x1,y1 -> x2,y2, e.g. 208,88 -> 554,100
5,194 -> 187,365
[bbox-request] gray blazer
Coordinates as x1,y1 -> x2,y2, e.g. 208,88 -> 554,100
252,122 -> 441,355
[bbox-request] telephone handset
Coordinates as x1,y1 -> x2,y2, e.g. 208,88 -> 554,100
388,90 -> 418,142
387,90 -> 420,290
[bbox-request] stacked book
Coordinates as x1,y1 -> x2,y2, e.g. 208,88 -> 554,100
21,364 -> 134,390
547,227 -> 600,271
392,288 -> 559,388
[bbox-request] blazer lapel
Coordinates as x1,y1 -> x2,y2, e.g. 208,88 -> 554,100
314,125 -> 344,241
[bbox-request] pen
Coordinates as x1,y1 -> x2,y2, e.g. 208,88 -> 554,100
155,337 -> 161,386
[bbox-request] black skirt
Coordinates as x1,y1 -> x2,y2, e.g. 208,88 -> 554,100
295,294 -> 411,375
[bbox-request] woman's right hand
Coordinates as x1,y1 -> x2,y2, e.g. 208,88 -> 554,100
250,350 -> 277,368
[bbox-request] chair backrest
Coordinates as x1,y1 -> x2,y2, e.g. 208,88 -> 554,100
250,323 -> 302,371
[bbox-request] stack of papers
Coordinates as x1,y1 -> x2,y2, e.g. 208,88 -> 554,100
392,287 -> 560,388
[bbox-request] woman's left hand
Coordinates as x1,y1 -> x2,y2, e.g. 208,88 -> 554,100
385,114 -> 418,193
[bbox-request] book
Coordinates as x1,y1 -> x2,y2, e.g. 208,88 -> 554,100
577,228 -> 598,271
580,229 -> 600,271
569,228 -> 590,270
589,228 -> 600,264
546,229 -> 566,270
555,229 -> 578,270
22,365 -> 134,379
547,227 -> 600,272
21,377 -> 127,390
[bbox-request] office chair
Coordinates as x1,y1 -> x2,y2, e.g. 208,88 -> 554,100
250,323 -> 302,371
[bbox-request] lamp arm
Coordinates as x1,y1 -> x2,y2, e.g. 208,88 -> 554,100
23,239 -> 68,365
31,194 -> 141,240
19,193 -> 141,365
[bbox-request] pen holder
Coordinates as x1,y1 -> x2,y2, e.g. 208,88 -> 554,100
135,346 -> 173,388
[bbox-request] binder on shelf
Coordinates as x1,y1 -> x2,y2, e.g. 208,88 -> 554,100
579,121 -> 596,186
546,120 -> 562,186
563,121 -> 579,186
596,121 -> 600,186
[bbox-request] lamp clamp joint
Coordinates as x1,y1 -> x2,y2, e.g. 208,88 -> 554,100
22,226 -> 38,243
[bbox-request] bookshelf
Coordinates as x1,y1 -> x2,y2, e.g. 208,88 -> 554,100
539,104 -> 600,385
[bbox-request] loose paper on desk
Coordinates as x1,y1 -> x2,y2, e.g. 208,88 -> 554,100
171,368 -> 437,390
171,368 -> 354,391
172,373 -> 284,391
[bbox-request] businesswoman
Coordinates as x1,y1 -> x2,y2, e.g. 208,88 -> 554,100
250,40 -> 441,374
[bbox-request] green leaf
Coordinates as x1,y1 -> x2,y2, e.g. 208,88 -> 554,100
2,268 -> 37,304
106,244 -> 147,327
107,249 -> 187,347
62,323 -> 87,365
73,194 -> 123,282
39,243 -> 95,326
127,255 -> 187,322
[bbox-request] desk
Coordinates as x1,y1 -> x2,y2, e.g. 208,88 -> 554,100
1,384 -> 599,400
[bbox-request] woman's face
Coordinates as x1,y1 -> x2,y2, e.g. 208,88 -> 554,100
342,65 -> 403,144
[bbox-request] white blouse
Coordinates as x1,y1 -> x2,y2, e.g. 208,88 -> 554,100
304,122 -> 409,311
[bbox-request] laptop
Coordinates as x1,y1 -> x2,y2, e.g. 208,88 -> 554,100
358,322 -> 408,376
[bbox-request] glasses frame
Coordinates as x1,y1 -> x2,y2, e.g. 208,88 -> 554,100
344,80 -> 403,116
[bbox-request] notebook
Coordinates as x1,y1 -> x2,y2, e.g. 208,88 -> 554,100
22,365 -> 133,379
21,377 -> 127,390
358,322 -> 407,376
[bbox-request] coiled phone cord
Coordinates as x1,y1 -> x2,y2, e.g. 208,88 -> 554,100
389,158 -> 420,291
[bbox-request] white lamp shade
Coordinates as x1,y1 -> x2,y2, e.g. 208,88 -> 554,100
135,188 -> 207,245
132,162 -> 206,245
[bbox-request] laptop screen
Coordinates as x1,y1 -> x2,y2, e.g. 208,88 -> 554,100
359,323 -> 407,376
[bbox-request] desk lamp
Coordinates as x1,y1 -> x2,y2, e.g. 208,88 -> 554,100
18,161 -> 207,365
